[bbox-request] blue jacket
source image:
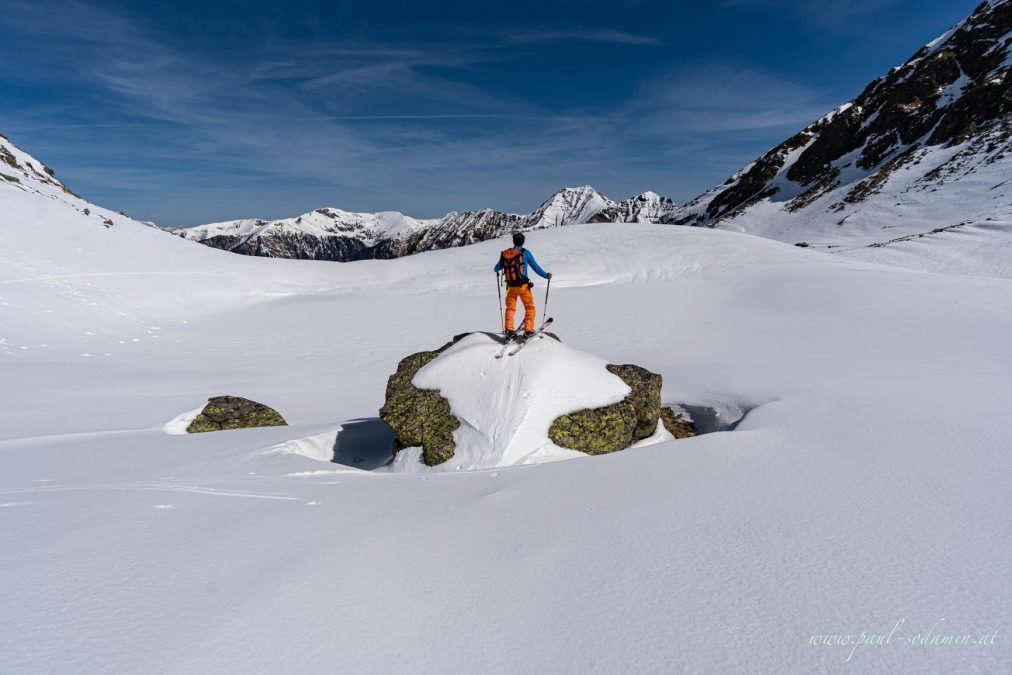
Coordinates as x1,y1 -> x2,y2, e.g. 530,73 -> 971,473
494,247 -> 550,280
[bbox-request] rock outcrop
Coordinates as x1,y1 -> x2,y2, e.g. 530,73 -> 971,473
0,134 -> 73,196
591,192 -> 678,224
659,406 -> 697,439
380,333 -> 667,467
548,364 -> 662,455
378,335 -> 464,466
186,396 -> 287,433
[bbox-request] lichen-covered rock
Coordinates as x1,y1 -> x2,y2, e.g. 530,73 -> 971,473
660,406 -> 697,439
606,364 -> 662,442
548,363 -> 662,455
379,334 -> 468,466
548,401 -> 639,455
382,333 -> 656,465
186,396 -> 287,433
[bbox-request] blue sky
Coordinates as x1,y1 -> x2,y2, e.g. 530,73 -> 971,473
0,0 -> 981,226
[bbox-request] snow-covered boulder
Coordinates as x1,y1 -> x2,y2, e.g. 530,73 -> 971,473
186,396 -> 287,433
379,333 -> 670,470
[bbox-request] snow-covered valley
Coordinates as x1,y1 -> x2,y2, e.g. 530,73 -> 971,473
2,0 -> 1012,668
2,150 -> 1010,670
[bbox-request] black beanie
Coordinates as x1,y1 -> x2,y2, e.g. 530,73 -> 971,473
512,232 -> 525,246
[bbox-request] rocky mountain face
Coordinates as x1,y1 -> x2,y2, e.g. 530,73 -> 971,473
520,185 -> 614,230
0,133 -> 72,196
592,191 -> 678,223
174,186 -> 677,262
665,0 -> 1012,264
0,132 -> 156,232
393,208 -> 524,258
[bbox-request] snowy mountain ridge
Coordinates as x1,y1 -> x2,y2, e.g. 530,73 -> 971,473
592,190 -> 677,224
519,185 -> 615,230
662,0 -> 1012,276
173,186 -> 677,261
0,132 -> 71,196
176,207 -> 444,261
0,132 -> 156,233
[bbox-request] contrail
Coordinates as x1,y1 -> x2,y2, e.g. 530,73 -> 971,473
9,113 -> 544,131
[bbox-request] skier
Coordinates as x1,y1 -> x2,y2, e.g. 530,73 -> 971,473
494,232 -> 552,339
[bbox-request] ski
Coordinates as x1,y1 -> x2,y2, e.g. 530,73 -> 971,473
507,317 -> 554,356
494,332 -> 519,359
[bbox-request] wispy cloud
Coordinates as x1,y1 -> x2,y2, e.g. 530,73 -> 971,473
0,0 -> 840,226
623,64 -> 836,134
505,28 -> 658,45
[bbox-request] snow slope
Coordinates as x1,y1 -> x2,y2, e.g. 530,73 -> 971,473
2,140 -> 1011,672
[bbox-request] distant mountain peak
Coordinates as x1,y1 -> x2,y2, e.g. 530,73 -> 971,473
521,186 -> 617,230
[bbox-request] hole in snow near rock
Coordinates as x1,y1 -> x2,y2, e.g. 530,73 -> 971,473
664,403 -> 751,435
266,420 -> 396,470
330,418 -> 396,470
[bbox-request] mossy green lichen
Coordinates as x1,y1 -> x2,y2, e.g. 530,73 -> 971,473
606,364 -> 662,442
548,363 -> 663,456
186,396 -> 287,433
379,335 -> 468,466
549,401 -> 639,455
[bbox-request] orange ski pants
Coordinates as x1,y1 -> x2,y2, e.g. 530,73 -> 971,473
504,284 -> 536,332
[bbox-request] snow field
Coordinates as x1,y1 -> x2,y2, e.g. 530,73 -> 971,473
1,162 -> 1011,671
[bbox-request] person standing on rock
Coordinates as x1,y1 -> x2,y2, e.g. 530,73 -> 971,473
494,232 -> 552,339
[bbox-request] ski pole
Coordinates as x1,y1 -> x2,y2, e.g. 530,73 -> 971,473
541,275 -> 551,330
496,271 -> 503,330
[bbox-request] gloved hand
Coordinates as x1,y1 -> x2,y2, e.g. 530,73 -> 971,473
547,272 -> 553,279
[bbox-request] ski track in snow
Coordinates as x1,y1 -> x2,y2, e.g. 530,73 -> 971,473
0,271 -> 234,285
0,482 -> 302,501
